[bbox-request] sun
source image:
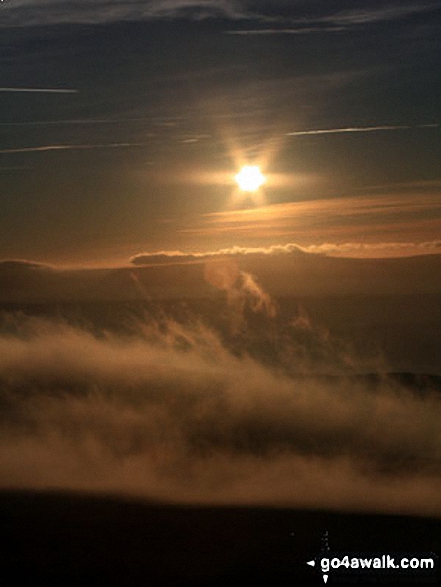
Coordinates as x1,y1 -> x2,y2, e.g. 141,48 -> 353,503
235,165 -> 266,192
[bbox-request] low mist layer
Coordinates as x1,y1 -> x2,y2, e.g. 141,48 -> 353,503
1,285 -> 441,517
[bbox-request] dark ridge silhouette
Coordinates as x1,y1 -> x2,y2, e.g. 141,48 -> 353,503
0,489 -> 439,587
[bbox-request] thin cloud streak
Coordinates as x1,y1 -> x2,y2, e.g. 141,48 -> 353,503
0,143 -> 148,155
224,2 -> 439,33
0,118 -> 158,127
321,3 -> 439,26
225,27 -> 345,35
0,87 -> 78,94
202,193 -> 441,221
1,0 -> 437,27
287,125 -> 413,137
0,0 -> 248,26
130,240 -> 441,265
178,194 -> 441,250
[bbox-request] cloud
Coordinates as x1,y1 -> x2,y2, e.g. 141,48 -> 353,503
0,143 -> 148,155
304,240 -> 441,257
135,0 -> 247,19
130,244 -> 308,266
320,3 -> 439,26
0,87 -> 78,93
132,253 -> 277,321
0,308 -> 441,515
225,3 -> 439,33
286,125 -> 414,137
225,26 -> 345,35
181,193 -> 441,250
0,259 -> 53,270
130,239 -> 441,267
0,117 -> 184,128
1,0 -> 437,27
203,257 -> 276,322
0,166 -> 33,171
0,0 -> 248,27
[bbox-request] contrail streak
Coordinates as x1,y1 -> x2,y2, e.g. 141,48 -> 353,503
0,143 -> 147,154
0,87 -> 78,94
0,118 -> 146,127
226,27 -> 344,35
287,125 -> 412,136
0,116 -> 184,127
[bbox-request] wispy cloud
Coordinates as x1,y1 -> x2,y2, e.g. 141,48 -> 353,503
1,310 -> 441,513
286,125 -> 416,137
0,166 -> 32,171
131,239 -> 441,265
302,240 -> 441,257
178,192 -> 441,251
321,3 -> 439,26
1,0 -> 437,27
0,87 -> 78,94
0,117 -> 185,127
136,0 -> 247,19
0,142 -> 148,155
225,26 -> 345,35
0,259 -> 52,270
131,244 -> 308,265
0,0 -> 247,27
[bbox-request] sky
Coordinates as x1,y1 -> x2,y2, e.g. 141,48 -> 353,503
0,0 -> 440,267
2,1 -> 441,516
0,0 -> 441,266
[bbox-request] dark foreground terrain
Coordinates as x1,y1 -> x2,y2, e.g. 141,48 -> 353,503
0,490 -> 439,586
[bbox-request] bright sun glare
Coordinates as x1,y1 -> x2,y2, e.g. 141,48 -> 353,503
235,165 -> 266,192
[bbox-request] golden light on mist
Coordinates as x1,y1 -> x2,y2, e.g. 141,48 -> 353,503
235,166 -> 266,192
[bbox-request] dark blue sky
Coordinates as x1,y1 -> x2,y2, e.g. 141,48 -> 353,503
0,0 -> 440,265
